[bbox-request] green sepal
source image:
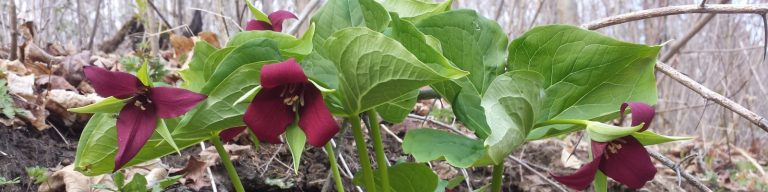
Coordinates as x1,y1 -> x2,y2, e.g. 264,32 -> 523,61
156,119 -> 181,155
68,97 -> 128,113
285,122 -> 306,174
137,61 -> 152,87
586,121 -> 643,142
631,130 -> 692,146
245,0 -> 271,24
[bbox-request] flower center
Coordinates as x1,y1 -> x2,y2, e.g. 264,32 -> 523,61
131,87 -> 153,111
280,83 -> 305,111
603,138 -> 627,159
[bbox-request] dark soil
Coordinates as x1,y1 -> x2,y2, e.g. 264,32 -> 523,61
0,124 -> 78,192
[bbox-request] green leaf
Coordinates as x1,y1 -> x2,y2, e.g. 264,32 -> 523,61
377,0 -> 452,21
402,128 -> 485,168
202,47 -> 235,81
155,119 -> 180,155
233,85 -> 261,105
201,39 -> 282,94
285,123 -> 306,173
245,0 -> 270,24
375,89 -> 418,123
321,27 -> 465,114
68,97 -> 127,113
180,41 -> 217,92
113,172 -> 125,189
354,163 -> 438,192
413,10 -> 508,137
416,9 -> 508,95
481,71 -> 544,163
137,61 -> 152,86
509,25 -> 661,140
123,174 -> 148,192
74,113 -> 118,175
631,131 -> 692,146
311,0 -> 391,46
594,171 -> 608,192
157,175 -> 182,189
586,121 -> 642,142
227,24 -> 315,59
75,62 -> 272,175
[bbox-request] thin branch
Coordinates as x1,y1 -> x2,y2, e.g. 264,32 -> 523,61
647,149 -> 712,192
286,0 -> 321,36
146,0 -> 172,29
655,61 -> 768,132
583,4 -> 768,30
507,156 -> 568,192
87,0 -> 104,51
661,0 -> 731,63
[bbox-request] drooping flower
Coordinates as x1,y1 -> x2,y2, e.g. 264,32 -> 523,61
83,66 -> 206,171
551,102 -> 657,190
245,10 -> 297,32
220,58 -> 338,147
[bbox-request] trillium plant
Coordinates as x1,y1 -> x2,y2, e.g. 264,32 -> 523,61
70,0 -> 691,191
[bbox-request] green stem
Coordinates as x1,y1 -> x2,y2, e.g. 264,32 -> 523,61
367,110 -> 389,192
210,136 -> 245,192
246,128 -> 261,151
325,143 -> 345,192
534,119 -> 590,128
491,163 -> 504,192
349,115 -> 377,192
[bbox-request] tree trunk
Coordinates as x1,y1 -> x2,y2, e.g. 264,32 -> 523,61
9,0 -> 18,60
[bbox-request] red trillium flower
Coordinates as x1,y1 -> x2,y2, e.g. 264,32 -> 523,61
551,102 -> 657,190
222,58 -> 338,147
83,66 -> 206,171
245,10 -> 297,32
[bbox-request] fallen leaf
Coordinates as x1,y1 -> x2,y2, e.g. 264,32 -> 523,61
7,73 -> 34,96
197,32 -> 220,48
38,164 -> 115,192
170,156 -> 211,190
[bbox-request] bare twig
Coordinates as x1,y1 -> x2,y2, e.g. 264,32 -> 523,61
87,0 -> 105,51
661,0 -> 731,63
507,156 -> 568,192
647,149 -> 712,192
146,0 -> 172,29
8,0 -> 18,60
655,61 -> 768,132
286,0 -> 321,36
45,120 -> 70,146
583,4 -> 768,30
198,142 -> 218,192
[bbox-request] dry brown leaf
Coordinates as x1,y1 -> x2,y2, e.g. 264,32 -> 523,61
1,59 -> 28,75
170,156 -> 211,190
38,164 -> 115,192
199,144 -> 251,165
198,32 -> 221,48
171,34 -> 194,59
36,75 -> 77,91
7,73 -> 34,96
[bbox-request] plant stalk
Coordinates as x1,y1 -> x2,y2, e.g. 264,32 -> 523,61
349,115 -> 377,192
367,110 -> 390,192
325,142 -> 345,192
210,136 -> 245,192
491,163 -> 504,192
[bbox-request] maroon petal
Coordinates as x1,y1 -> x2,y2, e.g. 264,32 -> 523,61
259,59 -> 308,88
620,102 -> 655,131
267,10 -> 297,32
219,127 -> 247,142
243,87 -> 295,144
114,103 -> 157,171
551,141 -> 608,190
83,66 -> 142,99
245,19 -> 273,31
599,136 -> 656,189
148,87 -> 207,118
298,84 -> 338,147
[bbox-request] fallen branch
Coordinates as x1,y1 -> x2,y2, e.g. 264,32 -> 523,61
583,4 -> 768,30
646,149 -> 712,192
655,61 -> 768,132
661,0 -> 731,63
